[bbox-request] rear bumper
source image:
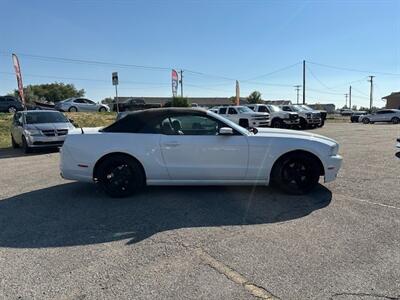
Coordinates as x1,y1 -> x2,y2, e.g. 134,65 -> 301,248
59,147 -> 93,182
324,154 -> 343,183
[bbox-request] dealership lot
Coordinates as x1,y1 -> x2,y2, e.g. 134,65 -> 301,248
0,123 -> 399,299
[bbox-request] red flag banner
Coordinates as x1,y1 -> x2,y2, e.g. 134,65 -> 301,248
171,69 -> 178,97
12,53 -> 25,105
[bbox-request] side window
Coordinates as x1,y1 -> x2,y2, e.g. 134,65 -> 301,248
228,108 -> 237,114
258,106 -> 269,113
13,113 -> 22,125
85,99 -> 95,104
282,106 -> 291,112
219,107 -> 227,114
0,97 -> 5,102
160,114 -> 222,136
247,106 -> 255,111
74,99 -> 85,104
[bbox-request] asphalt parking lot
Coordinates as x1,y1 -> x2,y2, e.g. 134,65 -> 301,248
0,123 -> 399,300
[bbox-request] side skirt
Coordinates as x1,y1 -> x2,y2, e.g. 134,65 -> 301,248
146,179 -> 268,186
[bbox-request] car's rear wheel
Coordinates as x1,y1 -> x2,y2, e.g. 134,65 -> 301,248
391,117 -> 400,124
96,154 -> 145,198
11,135 -> 19,148
99,107 -> 107,112
68,106 -> 78,112
271,152 -> 321,194
362,118 -> 370,124
22,136 -> 32,154
8,106 -> 17,113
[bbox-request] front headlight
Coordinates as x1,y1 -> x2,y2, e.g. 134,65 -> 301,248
330,144 -> 339,156
25,129 -> 42,136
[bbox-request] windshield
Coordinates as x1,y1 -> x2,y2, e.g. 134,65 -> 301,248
25,112 -> 69,124
267,105 -> 281,112
291,106 -> 305,112
236,106 -> 253,113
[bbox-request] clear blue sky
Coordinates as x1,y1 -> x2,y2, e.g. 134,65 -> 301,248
1,0 -> 399,108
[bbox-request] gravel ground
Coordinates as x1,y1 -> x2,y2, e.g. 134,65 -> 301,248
0,123 -> 399,300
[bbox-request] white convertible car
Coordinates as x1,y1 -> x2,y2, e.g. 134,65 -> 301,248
60,108 -> 342,197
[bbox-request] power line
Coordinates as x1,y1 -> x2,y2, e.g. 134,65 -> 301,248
307,60 -> 400,77
243,61 -> 301,81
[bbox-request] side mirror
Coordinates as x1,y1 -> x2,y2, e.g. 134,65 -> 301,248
68,118 -> 74,123
219,127 -> 233,135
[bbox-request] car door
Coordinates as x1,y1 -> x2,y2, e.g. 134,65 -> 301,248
372,111 -> 386,122
83,99 -> 98,111
227,107 -> 239,123
11,112 -> 23,144
0,97 -> 6,112
159,113 -> 249,181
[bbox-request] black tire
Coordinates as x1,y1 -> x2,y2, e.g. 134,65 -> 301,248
362,118 -> 370,124
68,106 -> 78,112
22,136 -> 31,154
11,134 -> 19,148
271,119 -> 284,128
239,119 -> 249,128
317,119 -> 325,128
391,117 -> 400,124
271,152 -> 321,195
99,107 -> 107,112
96,154 -> 145,198
299,118 -> 308,130
8,106 -> 17,113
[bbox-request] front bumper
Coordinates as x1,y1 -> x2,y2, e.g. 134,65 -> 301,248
26,135 -> 66,147
324,154 -> 343,183
283,119 -> 300,125
306,118 -> 322,125
251,119 -> 270,127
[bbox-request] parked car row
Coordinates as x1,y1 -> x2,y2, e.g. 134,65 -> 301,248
209,104 -> 325,130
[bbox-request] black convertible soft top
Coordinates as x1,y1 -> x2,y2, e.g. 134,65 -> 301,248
102,108 -> 208,133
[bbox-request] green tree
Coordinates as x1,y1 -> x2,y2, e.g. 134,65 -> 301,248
164,96 -> 189,107
12,82 -> 85,103
101,97 -> 114,105
247,91 -> 262,104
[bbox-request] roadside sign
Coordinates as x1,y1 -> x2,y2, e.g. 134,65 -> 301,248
112,72 -> 119,86
171,69 -> 178,97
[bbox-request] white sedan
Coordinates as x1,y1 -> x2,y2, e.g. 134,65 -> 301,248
60,108 -> 342,197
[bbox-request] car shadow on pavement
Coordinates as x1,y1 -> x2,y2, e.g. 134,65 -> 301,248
0,147 -> 59,159
0,183 -> 332,248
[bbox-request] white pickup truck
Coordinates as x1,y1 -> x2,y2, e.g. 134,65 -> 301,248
246,104 -> 300,128
280,105 -> 322,129
216,106 -> 270,128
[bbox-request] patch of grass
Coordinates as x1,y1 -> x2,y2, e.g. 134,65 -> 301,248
0,113 -> 13,149
0,112 -> 116,149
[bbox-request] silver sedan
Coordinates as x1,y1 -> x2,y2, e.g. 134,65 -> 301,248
55,98 -> 110,112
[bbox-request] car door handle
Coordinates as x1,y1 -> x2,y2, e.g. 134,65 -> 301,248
162,142 -> 180,147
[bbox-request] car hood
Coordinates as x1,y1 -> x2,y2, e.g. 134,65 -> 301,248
25,123 -> 75,130
253,127 -> 337,145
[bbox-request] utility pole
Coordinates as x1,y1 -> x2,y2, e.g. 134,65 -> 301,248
349,85 -> 352,109
179,70 -> 184,97
345,93 -> 348,108
368,76 -> 375,110
294,85 -> 301,104
302,60 -> 306,104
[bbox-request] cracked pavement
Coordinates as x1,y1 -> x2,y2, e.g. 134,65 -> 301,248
0,122 -> 399,299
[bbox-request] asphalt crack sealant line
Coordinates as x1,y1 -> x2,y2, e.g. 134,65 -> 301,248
191,246 -> 280,300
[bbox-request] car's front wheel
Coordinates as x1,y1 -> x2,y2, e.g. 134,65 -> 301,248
271,152 -> 321,194
11,134 -> 19,149
21,136 -> 32,154
271,119 -> 284,128
362,118 -> 370,124
96,154 -> 145,198
8,106 -> 17,113
68,106 -> 78,112
99,107 -> 107,112
391,117 -> 400,124
299,118 -> 308,130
